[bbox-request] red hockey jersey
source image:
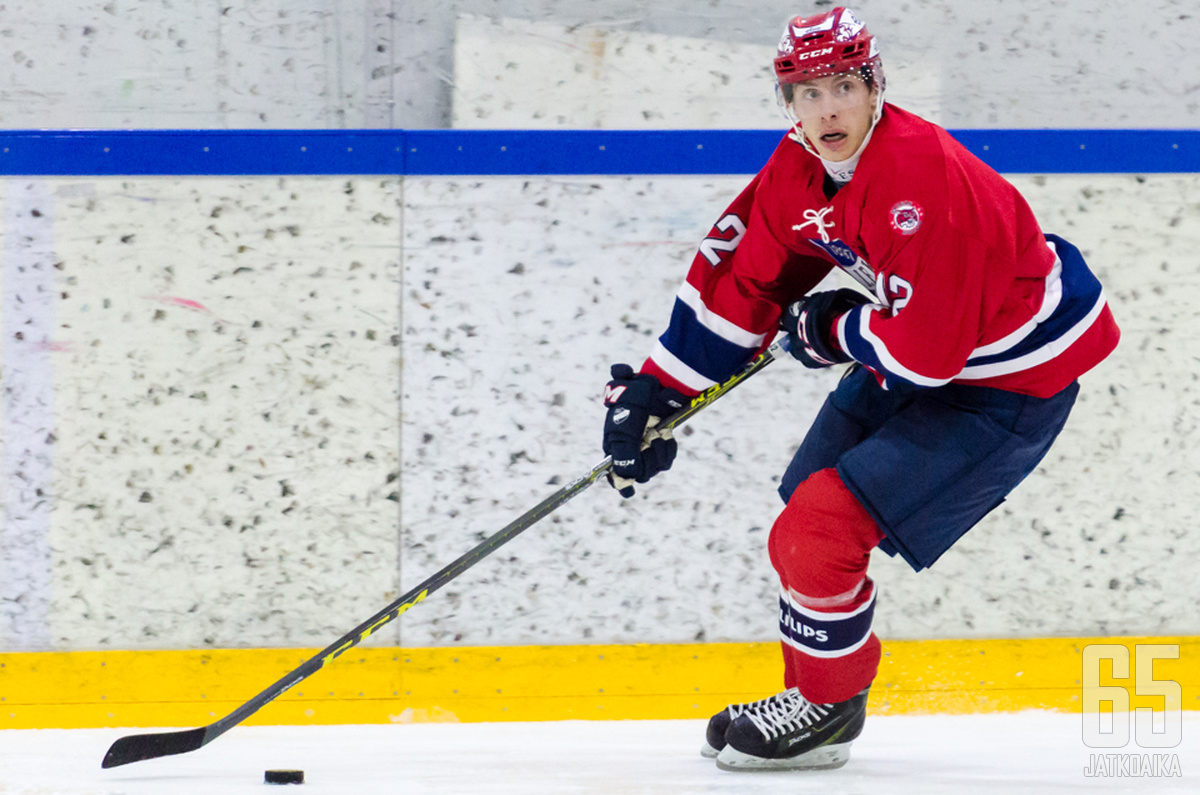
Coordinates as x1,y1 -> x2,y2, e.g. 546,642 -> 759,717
641,104 -> 1119,399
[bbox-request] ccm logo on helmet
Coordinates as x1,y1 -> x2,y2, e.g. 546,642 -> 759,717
796,47 -> 834,61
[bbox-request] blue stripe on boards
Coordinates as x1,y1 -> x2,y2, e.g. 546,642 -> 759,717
404,130 -> 776,175
1,130 -> 1198,176
0,130 -> 405,176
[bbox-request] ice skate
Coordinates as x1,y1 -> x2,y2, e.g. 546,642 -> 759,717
715,687 -> 868,772
700,687 -> 804,758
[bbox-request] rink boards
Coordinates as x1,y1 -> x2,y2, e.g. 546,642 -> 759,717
3,135 -> 1198,736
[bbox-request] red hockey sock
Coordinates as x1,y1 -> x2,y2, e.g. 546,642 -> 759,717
768,467 -> 884,703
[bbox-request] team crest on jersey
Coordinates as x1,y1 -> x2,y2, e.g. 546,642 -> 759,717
889,200 -> 924,235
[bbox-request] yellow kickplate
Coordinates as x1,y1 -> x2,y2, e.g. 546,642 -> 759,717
1,637 -> 1196,729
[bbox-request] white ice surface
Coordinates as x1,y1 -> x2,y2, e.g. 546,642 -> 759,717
2,713 -> 1197,794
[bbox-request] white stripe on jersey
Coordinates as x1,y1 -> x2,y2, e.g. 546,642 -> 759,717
854,306 -> 954,387
676,281 -> 768,349
648,340 -> 717,392
969,242 -> 1064,359
956,289 -> 1107,380
840,253 -> 1100,387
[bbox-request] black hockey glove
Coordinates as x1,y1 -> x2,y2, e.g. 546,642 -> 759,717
781,289 -> 873,369
602,364 -> 687,498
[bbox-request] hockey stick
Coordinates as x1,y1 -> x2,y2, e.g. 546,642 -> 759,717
101,336 -> 791,769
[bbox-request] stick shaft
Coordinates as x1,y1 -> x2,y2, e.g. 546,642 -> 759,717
102,336 -> 788,768
209,455 -> 613,743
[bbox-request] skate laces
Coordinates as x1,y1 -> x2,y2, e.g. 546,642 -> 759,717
745,690 -> 833,740
727,687 -> 802,720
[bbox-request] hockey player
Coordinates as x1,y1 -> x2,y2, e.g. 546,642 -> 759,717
601,6 -> 1119,773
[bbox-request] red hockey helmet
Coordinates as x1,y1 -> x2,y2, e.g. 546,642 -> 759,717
774,7 -> 881,86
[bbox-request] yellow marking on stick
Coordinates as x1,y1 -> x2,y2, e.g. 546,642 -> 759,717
319,589 -> 430,668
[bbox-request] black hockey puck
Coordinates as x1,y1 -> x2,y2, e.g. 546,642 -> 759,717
264,769 -> 304,785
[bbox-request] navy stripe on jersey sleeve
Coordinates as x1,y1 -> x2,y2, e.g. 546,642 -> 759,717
838,234 -> 1108,389
963,235 -> 1102,370
837,305 -> 945,390
658,296 -> 761,384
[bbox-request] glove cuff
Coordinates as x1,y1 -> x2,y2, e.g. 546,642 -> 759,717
811,312 -> 852,365
649,386 -> 687,419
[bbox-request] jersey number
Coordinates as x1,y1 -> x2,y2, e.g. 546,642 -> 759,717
875,273 -> 912,312
698,214 -> 747,266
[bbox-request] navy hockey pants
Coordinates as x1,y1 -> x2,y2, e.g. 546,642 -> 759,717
769,367 -> 1078,701
779,365 -> 1080,572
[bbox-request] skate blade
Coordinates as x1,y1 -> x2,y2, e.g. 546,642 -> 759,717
700,740 -> 720,759
715,742 -> 851,772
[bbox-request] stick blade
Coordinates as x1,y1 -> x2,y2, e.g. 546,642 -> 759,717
101,727 -> 207,768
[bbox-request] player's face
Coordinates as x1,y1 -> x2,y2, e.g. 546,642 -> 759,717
789,73 -> 878,162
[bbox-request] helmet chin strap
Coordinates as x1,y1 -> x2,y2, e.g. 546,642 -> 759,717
784,88 -> 885,185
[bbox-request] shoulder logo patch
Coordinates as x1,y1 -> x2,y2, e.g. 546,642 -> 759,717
889,200 -> 924,235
